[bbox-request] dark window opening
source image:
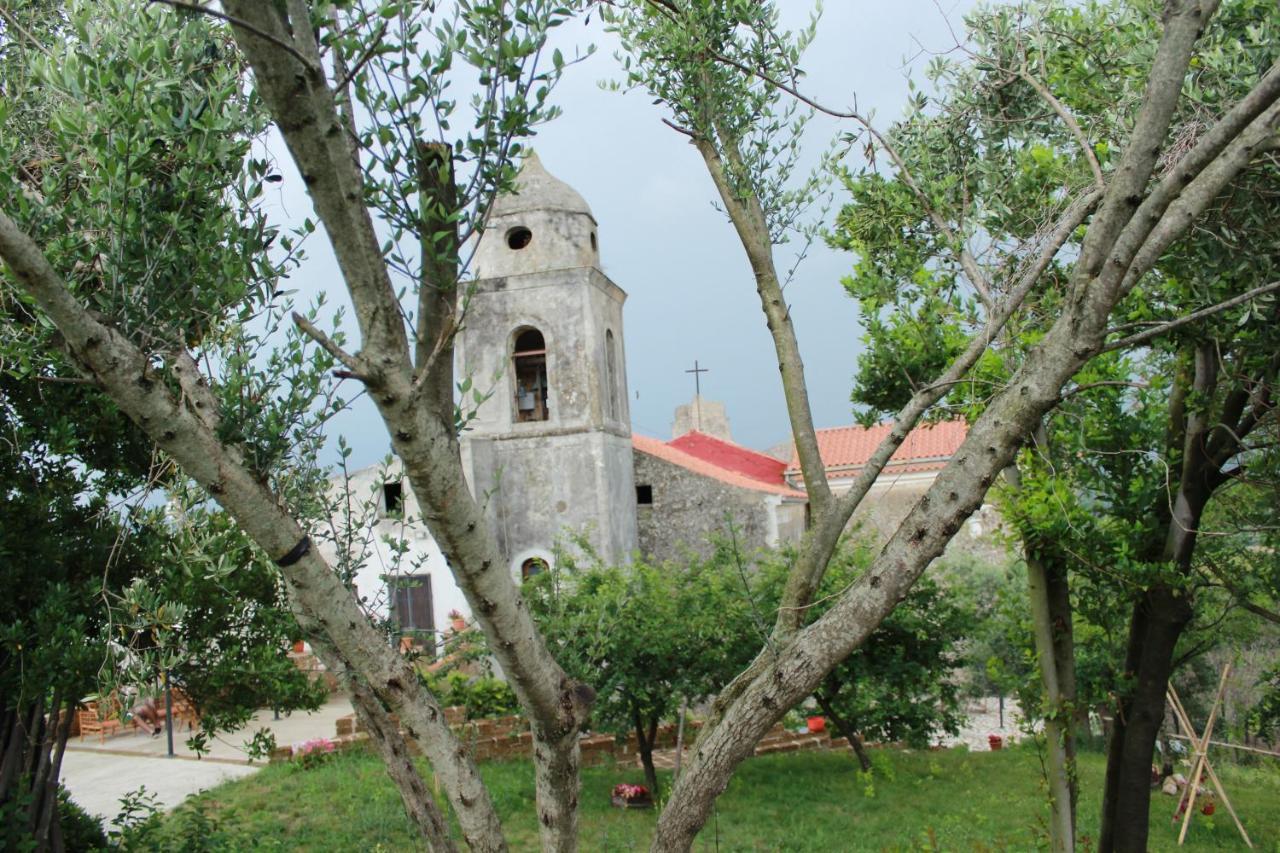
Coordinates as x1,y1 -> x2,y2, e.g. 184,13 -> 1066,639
391,574 -> 434,651
513,328 -> 549,422
521,557 -> 548,581
590,231 -> 598,251
383,480 -> 404,517
506,226 -> 532,250
636,484 -> 653,505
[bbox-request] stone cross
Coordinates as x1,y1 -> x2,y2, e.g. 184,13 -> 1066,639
685,360 -> 709,430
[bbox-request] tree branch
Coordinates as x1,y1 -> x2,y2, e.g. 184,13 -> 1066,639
774,186 -> 1101,632
32,375 -> 95,386
1200,562 -> 1280,625
147,0 -> 321,74
1112,59 -> 1280,297
1100,279 -> 1280,353
1017,66 -> 1105,190
335,19 -> 390,93
291,311 -> 364,375
702,42 -> 998,308
1061,380 -> 1150,399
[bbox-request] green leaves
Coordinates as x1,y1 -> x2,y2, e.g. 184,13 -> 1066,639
525,547 -> 764,740
605,0 -> 825,245
332,0 -> 587,285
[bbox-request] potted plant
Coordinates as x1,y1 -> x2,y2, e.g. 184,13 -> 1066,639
448,610 -> 468,634
987,734 -> 1004,751
610,783 -> 653,809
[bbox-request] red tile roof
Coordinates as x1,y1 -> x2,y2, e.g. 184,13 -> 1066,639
787,420 -> 967,480
634,432 -> 806,498
668,431 -> 790,485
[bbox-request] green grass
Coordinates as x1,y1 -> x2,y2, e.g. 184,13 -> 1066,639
160,745 -> 1279,851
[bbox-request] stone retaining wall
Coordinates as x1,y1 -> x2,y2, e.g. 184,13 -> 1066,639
271,711 -> 863,765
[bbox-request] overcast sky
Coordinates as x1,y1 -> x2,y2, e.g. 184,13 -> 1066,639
262,2 -> 979,470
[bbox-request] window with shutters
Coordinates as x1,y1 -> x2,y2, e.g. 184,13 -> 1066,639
390,574 -> 434,648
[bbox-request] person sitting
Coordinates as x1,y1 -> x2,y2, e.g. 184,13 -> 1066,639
130,697 -> 162,736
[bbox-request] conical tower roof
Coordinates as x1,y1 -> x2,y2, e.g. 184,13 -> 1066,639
490,151 -> 595,221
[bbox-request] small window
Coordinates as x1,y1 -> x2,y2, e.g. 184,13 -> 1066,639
590,231 -> 598,251
390,574 -> 434,639
636,484 -> 653,505
383,480 -> 404,517
506,226 -> 532,250
521,557 -> 548,581
513,328 -> 549,422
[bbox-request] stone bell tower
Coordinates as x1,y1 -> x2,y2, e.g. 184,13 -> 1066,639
457,153 -> 638,575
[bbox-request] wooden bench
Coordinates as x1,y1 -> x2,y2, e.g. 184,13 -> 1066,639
76,700 -> 122,743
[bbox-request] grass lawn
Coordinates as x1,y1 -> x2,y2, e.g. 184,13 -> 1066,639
158,744 -> 1278,851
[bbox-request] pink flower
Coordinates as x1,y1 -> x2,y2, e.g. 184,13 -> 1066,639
612,783 -> 649,800
294,737 -> 336,757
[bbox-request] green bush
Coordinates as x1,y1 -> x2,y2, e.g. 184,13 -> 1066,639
462,677 -> 518,719
58,788 -> 107,852
422,669 -> 519,720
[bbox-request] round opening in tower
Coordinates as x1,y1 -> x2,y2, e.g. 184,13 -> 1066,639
506,226 -> 533,250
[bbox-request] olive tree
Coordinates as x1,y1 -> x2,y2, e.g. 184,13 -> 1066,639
4,1 -> 1280,851
0,1 -> 591,849
831,2 -> 1280,847
602,1 -> 1280,849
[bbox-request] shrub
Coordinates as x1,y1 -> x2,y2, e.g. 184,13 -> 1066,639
58,788 -> 107,852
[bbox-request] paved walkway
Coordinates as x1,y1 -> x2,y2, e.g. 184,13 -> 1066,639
937,696 -> 1032,750
61,696 -> 353,819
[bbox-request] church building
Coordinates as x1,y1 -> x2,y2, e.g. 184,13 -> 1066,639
319,154 -> 979,651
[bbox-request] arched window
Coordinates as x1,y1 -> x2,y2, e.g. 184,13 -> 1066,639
605,329 -> 619,421
513,328 -> 549,422
521,557 -> 548,581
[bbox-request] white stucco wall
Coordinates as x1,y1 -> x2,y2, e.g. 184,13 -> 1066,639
313,459 -> 470,639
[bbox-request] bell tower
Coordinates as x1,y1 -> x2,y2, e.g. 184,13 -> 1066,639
457,153 -> 638,574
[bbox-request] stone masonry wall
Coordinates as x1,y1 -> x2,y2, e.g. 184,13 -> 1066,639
843,479 -> 1010,568
633,450 -> 773,564
281,710 -> 872,766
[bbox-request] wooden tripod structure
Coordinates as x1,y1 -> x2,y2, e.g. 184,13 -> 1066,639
1166,664 -> 1253,848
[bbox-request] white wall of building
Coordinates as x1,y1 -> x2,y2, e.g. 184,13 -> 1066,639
314,459 -> 471,642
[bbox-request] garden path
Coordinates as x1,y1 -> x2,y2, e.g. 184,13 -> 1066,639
59,696 -> 353,819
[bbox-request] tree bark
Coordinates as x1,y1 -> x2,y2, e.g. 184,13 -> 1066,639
815,693 -> 871,772
348,675 -> 458,853
1099,344 -> 1212,853
292,605 -> 458,853
1098,584 -> 1193,853
633,711 -> 660,796
1006,457 -> 1078,852
1026,554 -> 1077,852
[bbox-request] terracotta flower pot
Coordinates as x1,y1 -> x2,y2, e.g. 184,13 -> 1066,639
806,716 -> 826,734
292,640 -> 306,654
988,734 -> 1004,751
